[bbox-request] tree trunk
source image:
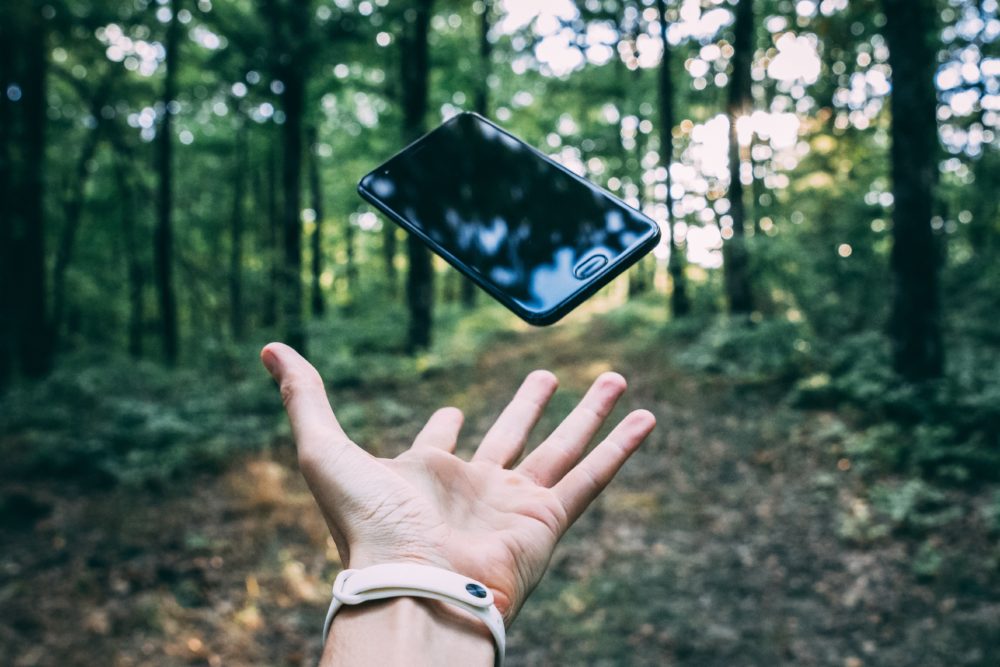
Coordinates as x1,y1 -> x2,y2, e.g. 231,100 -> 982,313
0,10 -> 15,388
113,155 -> 145,358
383,225 -> 398,295
345,214 -> 357,296
263,144 -> 279,327
750,133 -> 765,236
461,0 -> 492,309
380,37 -> 398,297
53,90 -> 106,343
657,0 -> 689,316
723,0 -> 755,316
280,72 -> 305,351
6,2 -> 52,378
624,17 -> 650,299
274,0 -> 307,352
155,0 -> 180,364
883,0 -> 943,380
307,124 -> 325,317
401,0 -> 435,351
473,0 -> 492,120
230,117 -> 246,340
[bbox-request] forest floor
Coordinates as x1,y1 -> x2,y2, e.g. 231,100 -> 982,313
2,302 -> 999,666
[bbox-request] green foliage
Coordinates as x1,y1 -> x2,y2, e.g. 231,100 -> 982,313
0,351 -> 273,488
911,539 -> 946,579
0,294 -> 520,488
0,0 -> 995,560
790,329 -> 1000,484
870,479 -> 964,532
674,316 -> 813,384
984,490 -> 1000,534
837,497 -> 890,543
796,331 -> 896,406
837,478 -> 966,546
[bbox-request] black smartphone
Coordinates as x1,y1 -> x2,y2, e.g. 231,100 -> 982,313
358,112 -> 661,325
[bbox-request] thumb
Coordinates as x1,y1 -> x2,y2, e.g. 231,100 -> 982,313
261,342 -> 356,469
262,343 -> 367,563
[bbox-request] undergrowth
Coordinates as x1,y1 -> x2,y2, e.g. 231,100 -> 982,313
0,297 -> 518,490
604,295 -> 1000,543
3,289 -> 997,550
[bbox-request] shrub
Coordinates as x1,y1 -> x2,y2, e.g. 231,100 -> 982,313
675,316 -> 813,384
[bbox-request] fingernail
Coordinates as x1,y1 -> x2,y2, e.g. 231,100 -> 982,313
261,347 -> 280,378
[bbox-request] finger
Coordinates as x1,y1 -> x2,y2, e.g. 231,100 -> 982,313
552,409 -> 656,529
410,407 -> 464,453
260,342 -> 356,467
517,372 -> 627,487
472,370 -> 559,467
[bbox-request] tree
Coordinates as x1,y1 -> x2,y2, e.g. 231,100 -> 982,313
1,1 -> 52,380
112,150 -> 146,359
723,0 -> 755,316
263,142 -> 279,328
52,73 -> 114,344
383,219 -> 399,296
0,0 -> 985,390
657,0 -> 690,316
230,115 -> 247,340
882,0 -> 943,379
155,0 -> 181,364
382,15 -> 400,299
307,124 -> 325,318
261,0 -> 309,353
624,3 -> 651,299
401,0 -> 435,351
0,5 -> 16,389
460,0 -> 494,309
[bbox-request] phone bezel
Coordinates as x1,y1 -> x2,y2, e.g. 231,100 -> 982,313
357,111 -> 662,325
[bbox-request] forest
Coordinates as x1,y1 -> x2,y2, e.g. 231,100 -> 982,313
1,0 -> 999,665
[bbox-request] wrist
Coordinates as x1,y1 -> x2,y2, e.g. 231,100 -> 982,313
322,596 -> 494,667
345,552 -> 517,624
322,562 -> 505,666
346,548 -> 452,572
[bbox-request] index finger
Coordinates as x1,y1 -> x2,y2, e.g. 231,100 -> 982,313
472,370 -> 559,467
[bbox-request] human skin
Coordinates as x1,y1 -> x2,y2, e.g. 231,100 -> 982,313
261,342 -> 657,666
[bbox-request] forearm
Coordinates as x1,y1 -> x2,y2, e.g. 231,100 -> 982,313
320,596 -> 495,667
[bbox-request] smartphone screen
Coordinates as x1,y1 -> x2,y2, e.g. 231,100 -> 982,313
358,112 -> 660,324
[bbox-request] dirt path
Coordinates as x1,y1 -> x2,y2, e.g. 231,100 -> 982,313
2,314 -> 998,666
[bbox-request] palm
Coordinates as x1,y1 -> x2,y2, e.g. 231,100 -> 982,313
262,343 -> 656,625
376,450 -> 566,618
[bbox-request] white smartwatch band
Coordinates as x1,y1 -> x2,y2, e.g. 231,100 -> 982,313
322,563 -> 506,667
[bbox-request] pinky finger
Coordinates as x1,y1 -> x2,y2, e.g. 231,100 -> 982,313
552,409 -> 657,529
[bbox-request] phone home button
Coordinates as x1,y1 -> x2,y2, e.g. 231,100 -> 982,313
573,253 -> 609,280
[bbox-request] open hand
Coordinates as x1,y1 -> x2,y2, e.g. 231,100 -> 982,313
261,343 -> 656,625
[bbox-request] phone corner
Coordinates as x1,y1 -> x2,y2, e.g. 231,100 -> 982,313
649,222 -> 663,245
521,308 -> 568,327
